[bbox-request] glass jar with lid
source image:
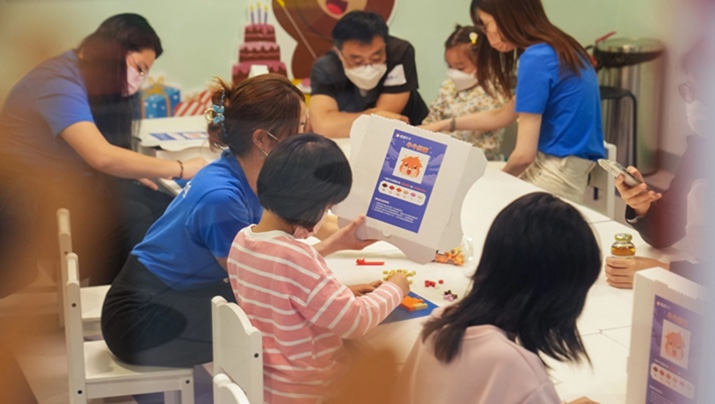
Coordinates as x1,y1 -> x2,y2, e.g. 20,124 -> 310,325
611,233 -> 636,258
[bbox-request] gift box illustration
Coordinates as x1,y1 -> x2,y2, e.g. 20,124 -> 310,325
140,77 -> 181,119
174,88 -> 213,117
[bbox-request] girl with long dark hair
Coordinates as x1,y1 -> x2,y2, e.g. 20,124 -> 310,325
398,192 -> 601,403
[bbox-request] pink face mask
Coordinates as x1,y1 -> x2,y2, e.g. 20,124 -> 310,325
125,65 -> 145,96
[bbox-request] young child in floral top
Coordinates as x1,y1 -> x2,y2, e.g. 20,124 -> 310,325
422,25 -> 507,161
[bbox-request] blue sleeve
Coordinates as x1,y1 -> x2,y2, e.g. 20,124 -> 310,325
35,76 -> 94,137
514,49 -> 554,114
186,189 -> 253,258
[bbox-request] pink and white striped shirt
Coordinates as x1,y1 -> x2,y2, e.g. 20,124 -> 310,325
227,227 -> 404,403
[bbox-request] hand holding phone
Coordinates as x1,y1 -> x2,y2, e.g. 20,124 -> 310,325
597,159 -> 643,187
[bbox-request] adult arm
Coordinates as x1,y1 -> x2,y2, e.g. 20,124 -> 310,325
60,121 -> 205,179
622,136 -> 702,248
309,95 -> 407,138
502,113 -> 541,176
374,92 -> 410,114
421,98 -> 517,132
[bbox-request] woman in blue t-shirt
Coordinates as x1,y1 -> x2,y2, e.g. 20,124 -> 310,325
422,0 -> 605,203
102,74 -> 374,368
0,14 -> 206,285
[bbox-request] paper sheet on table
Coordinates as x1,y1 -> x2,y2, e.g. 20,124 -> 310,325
136,115 -> 211,151
332,115 -> 487,264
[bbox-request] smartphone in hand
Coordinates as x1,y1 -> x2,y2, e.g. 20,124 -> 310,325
597,159 -> 643,187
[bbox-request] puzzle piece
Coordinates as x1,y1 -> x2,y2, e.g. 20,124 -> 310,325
401,295 -> 428,311
434,246 -> 466,266
383,269 -> 416,284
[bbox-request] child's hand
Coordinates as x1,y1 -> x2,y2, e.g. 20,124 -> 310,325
386,273 -> 410,296
348,280 -> 382,296
315,215 -> 376,256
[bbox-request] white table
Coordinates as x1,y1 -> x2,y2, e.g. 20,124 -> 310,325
328,206 -> 677,403
137,125 -> 654,402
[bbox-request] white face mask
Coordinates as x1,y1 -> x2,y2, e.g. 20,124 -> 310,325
344,63 -> 387,91
260,131 -> 280,157
447,68 -> 478,92
126,66 -> 145,96
686,101 -> 709,137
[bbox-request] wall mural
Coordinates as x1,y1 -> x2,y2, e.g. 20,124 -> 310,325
232,3 -> 288,84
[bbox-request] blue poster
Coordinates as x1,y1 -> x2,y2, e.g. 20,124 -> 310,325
646,296 -> 702,403
366,129 -> 446,233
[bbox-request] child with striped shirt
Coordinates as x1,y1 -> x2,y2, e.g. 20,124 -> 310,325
228,133 -> 410,403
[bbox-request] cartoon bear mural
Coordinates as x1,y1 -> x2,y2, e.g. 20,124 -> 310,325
272,0 -> 397,79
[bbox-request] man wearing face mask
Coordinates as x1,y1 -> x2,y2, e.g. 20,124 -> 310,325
604,36 -> 713,288
0,14 -> 206,286
422,25 -> 507,161
309,11 -> 429,138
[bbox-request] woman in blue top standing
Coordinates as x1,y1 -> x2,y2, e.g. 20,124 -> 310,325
423,0 -> 605,203
102,74 -> 374,368
0,14 -> 206,286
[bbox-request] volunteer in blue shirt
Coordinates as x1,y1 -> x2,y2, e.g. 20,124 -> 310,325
102,74 -> 373,368
423,0 -> 605,203
0,14 -> 206,285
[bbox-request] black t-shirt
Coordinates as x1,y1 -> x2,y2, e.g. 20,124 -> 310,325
310,36 -> 428,125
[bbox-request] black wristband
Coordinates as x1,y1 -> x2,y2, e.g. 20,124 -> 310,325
177,160 -> 184,179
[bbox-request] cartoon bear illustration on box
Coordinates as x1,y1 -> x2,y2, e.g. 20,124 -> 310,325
272,0 -> 397,79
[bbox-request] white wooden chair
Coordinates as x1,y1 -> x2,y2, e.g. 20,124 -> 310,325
214,374 -> 251,404
585,142 -> 617,219
212,296 -> 263,404
56,208 -> 110,337
64,252 -> 195,404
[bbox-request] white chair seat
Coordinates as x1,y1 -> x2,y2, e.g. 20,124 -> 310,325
84,340 -> 193,384
64,252 -> 194,403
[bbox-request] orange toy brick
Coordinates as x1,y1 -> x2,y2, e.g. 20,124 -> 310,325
401,295 -> 428,312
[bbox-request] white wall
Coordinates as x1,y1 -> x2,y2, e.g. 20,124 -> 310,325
0,0 -> 702,158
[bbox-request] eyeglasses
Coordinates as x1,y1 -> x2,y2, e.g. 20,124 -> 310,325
474,19 -> 496,34
678,82 -> 696,103
130,54 -> 149,77
339,48 -> 387,68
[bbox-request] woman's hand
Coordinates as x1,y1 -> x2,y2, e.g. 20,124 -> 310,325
314,215 -> 376,256
605,256 -> 670,289
136,178 -> 159,191
180,157 -> 208,179
615,167 -> 661,217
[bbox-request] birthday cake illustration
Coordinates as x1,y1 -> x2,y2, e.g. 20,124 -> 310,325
232,3 -> 288,84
